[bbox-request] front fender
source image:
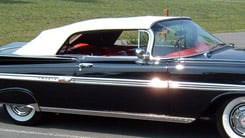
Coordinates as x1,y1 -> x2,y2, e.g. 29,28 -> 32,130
0,87 -> 38,105
202,92 -> 245,117
211,92 -> 245,103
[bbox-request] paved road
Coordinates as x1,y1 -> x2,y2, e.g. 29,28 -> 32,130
0,32 -> 244,138
214,32 -> 245,48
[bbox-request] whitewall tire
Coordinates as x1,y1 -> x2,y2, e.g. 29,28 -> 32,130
4,104 -> 41,125
217,97 -> 245,138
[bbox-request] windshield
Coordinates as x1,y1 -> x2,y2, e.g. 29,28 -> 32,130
152,19 -> 224,58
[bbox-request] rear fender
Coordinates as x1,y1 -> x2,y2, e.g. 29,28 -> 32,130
0,42 -> 27,54
0,87 -> 40,111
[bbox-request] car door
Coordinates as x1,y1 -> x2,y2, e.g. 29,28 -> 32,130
71,56 -> 170,115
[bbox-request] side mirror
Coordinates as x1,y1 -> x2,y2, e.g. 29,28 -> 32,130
135,48 -> 150,64
135,48 -> 145,59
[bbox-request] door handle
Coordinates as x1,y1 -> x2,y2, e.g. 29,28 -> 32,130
79,63 -> 93,71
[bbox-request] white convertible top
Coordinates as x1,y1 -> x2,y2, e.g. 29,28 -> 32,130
15,16 -> 188,55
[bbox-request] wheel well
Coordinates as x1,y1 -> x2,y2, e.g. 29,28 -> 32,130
201,93 -> 244,118
0,87 -> 38,105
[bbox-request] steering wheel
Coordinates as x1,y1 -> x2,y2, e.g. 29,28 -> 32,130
174,37 -> 185,50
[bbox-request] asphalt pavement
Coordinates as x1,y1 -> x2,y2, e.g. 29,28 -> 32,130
214,32 -> 245,48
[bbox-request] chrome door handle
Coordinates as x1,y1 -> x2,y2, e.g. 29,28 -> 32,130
79,63 -> 93,71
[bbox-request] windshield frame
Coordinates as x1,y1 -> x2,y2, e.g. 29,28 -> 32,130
149,19 -> 225,59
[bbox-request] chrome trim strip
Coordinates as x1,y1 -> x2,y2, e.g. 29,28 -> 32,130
0,73 -> 168,88
0,73 -> 60,83
0,73 -> 245,91
71,77 -> 168,88
1,103 -> 40,112
169,81 -> 245,91
29,103 -> 41,112
39,106 -> 195,124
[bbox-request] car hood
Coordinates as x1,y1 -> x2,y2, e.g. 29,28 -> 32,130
208,47 -> 245,61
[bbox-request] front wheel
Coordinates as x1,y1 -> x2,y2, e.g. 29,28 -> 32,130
4,104 -> 41,125
217,97 -> 245,138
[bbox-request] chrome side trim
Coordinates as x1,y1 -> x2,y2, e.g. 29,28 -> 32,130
1,103 -> 40,112
0,73 -> 60,83
0,73 -> 168,88
39,106 -> 195,124
169,81 -> 245,91
29,103 -> 40,112
0,73 -> 245,91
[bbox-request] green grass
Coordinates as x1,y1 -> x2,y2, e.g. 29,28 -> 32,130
0,0 -> 244,45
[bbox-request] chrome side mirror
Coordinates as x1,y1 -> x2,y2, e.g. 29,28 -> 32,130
135,48 -> 150,64
135,48 -> 145,59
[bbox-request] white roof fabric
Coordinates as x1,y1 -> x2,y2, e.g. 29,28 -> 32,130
14,16 -> 187,55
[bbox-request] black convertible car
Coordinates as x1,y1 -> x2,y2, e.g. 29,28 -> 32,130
0,16 -> 244,138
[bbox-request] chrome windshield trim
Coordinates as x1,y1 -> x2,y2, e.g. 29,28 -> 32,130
40,106 -> 195,124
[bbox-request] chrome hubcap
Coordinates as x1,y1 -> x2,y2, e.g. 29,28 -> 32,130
10,104 -> 33,117
230,104 -> 245,136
